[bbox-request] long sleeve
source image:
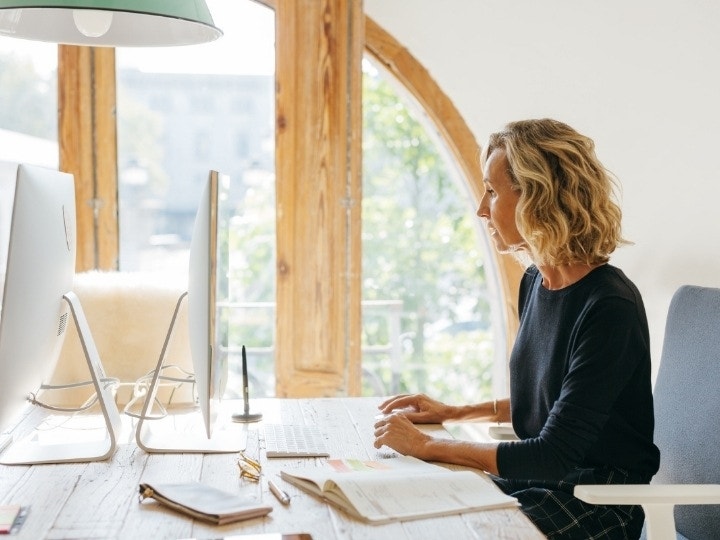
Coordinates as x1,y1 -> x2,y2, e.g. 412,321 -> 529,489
496,265 -> 659,481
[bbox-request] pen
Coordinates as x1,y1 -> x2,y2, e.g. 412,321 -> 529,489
242,345 -> 250,416
231,345 -> 262,423
268,478 -> 291,505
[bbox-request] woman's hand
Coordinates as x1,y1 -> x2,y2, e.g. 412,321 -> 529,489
374,412 -> 500,474
378,393 -> 452,424
373,412 -> 432,458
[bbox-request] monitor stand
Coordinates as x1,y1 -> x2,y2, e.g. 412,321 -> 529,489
0,291 -> 123,465
135,292 -> 246,453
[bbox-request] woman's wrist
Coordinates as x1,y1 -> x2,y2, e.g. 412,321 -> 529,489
492,398 -> 510,423
420,435 -> 452,462
445,403 -> 483,421
421,437 -> 499,474
436,400 -> 504,422
438,403 -> 458,421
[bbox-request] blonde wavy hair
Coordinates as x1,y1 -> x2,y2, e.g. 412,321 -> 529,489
481,119 -> 628,266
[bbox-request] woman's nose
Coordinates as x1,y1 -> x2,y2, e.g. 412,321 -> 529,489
476,194 -> 489,219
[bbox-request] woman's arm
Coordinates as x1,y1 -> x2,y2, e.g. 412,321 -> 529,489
379,394 -> 510,424
373,413 -> 499,474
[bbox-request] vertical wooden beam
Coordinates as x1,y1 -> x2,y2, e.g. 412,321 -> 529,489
346,3 -> 364,397
275,0 -> 363,396
58,45 -> 118,272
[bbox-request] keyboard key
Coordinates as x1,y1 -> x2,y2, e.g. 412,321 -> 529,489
264,424 -> 330,458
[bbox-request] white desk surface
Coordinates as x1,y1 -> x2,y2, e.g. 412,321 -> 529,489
0,397 -> 543,539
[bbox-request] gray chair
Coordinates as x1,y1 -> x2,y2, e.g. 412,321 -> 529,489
575,285 -> 720,540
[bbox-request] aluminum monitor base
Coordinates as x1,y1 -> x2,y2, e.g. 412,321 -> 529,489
135,292 -> 246,454
0,292 -> 122,465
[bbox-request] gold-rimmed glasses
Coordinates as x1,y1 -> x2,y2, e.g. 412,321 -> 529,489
237,451 -> 262,482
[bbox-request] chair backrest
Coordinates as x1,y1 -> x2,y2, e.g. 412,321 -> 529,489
652,285 -> 720,540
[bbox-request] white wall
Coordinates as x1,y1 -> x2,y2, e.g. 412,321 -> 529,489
365,0 -> 720,378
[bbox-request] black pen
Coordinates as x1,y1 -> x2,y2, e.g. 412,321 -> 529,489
232,345 -> 262,422
268,478 -> 291,505
241,345 -> 250,416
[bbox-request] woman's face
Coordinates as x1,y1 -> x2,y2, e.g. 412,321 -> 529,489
477,148 -> 525,254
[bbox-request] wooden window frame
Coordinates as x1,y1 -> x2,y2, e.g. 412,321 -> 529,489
57,2 -> 520,397
58,45 -> 118,272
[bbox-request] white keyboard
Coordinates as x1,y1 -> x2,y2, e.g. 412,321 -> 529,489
263,424 -> 330,458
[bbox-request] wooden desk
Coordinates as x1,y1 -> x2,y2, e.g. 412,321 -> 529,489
0,397 -> 543,539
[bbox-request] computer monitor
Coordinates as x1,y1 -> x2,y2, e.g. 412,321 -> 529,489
0,162 -> 122,465
135,170 -> 244,453
188,168 -> 228,439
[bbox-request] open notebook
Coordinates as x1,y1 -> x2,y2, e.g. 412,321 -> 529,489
280,455 -> 518,523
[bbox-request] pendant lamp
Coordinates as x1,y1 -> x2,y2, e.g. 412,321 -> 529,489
0,0 -> 222,47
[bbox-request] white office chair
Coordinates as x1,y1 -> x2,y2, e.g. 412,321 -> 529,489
574,285 -> 720,540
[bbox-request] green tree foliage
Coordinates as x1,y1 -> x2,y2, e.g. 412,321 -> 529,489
225,169 -> 276,349
0,52 -> 55,139
361,62 -> 494,403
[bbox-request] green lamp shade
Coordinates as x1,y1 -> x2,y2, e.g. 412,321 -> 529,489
0,0 -> 223,47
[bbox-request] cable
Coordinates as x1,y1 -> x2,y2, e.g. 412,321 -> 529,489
27,377 -> 120,412
123,364 -> 197,420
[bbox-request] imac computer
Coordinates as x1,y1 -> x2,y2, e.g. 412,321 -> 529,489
0,162 -> 122,465
135,170 -> 245,453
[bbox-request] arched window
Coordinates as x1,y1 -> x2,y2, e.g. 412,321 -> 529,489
48,3 -> 521,399
364,19 -> 524,399
361,57 -> 507,402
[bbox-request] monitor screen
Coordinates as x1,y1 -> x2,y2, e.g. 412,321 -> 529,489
188,170 -> 230,439
0,162 -> 76,434
135,170 -> 244,453
0,161 -> 16,307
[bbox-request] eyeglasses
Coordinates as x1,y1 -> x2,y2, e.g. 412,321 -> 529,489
236,451 -> 262,482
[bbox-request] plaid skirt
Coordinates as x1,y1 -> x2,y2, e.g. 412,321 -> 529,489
490,466 -> 648,540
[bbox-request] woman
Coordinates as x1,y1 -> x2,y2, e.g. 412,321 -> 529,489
373,119 -> 659,540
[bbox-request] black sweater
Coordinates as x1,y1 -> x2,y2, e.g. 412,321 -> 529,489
496,265 -> 660,481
